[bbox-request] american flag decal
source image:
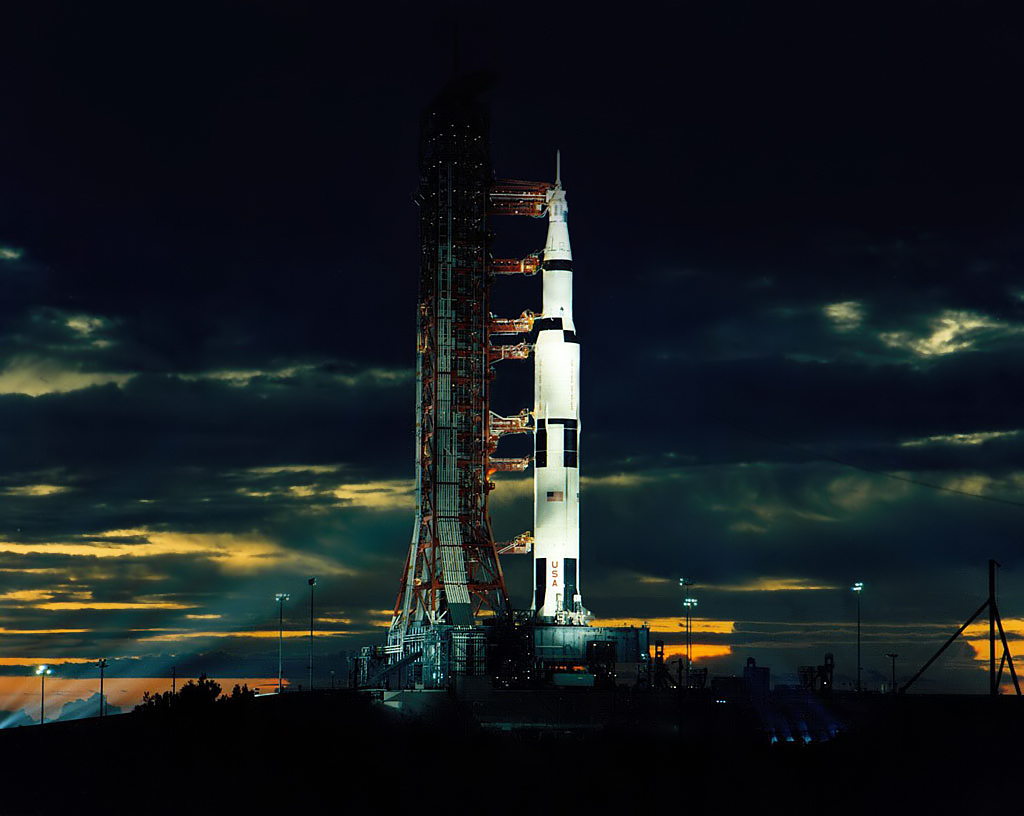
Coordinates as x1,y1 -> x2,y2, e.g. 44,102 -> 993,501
546,491 -> 564,501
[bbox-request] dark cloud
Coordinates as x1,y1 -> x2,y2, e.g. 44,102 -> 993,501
0,2 -> 1022,695
0,369 -> 411,485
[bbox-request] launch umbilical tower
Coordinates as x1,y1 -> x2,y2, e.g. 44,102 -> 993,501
385,75 -> 548,670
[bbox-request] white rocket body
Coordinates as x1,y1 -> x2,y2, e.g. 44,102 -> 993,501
533,158 -> 586,623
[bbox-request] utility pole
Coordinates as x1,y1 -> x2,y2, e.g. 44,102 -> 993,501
98,658 -> 108,716
885,653 -> 897,695
990,559 -> 997,696
308,577 -> 317,692
901,559 -> 1018,695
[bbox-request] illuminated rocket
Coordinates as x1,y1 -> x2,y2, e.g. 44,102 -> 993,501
533,153 -> 587,623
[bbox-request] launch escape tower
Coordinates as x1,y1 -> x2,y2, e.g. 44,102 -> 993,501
362,75 -> 648,690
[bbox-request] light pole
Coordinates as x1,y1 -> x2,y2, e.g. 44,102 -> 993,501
885,652 -> 898,695
36,665 -> 52,724
308,577 -> 316,692
683,597 -> 698,687
680,577 -> 695,690
276,592 -> 290,694
98,658 -> 108,717
852,582 -> 864,693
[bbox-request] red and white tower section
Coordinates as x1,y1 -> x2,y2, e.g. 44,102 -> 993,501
533,156 -> 589,624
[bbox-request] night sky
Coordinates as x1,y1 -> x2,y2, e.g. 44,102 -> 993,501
2,1 -> 1023,719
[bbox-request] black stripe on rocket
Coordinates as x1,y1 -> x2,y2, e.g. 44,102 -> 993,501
542,259 -> 573,271
532,317 -> 579,344
534,557 -> 579,611
535,419 -> 578,469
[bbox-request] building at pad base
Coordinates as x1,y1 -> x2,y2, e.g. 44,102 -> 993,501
356,75 -> 649,691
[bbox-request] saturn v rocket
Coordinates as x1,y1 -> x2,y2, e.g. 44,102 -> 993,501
532,155 -> 588,624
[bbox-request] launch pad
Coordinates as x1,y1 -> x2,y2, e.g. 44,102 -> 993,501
358,618 -> 650,691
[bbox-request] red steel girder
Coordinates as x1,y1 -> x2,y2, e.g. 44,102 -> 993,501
488,409 -> 531,445
488,179 -> 550,217
489,311 -> 535,335
488,342 -> 531,364
496,531 -> 533,556
492,255 -> 541,276
488,456 -> 531,473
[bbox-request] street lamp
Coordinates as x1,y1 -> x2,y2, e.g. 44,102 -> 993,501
36,665 -> 52,724
276,592 -> 290,694
308,577 -> 317,692
852,582 -> 864,693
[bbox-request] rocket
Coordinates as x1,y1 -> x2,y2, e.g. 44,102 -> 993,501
533,153 -> 587,623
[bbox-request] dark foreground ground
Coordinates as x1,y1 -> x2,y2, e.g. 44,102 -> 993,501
1,689 -> 1020,814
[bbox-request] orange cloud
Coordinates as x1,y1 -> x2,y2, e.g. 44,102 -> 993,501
710,577 -> 839,592
0,528 -> 355,577
0,676 -> 284,722
137,629 -> 351,643
0,656 -> 97,665
3,484 -> 70,497
0,589 -> 56,603
634,575 -> 672,585
37,601 -> 195,611
963,617 -> 1024,642
651,644 -> 733,662
592,616 -> 735,635
963,617 -> 1024,683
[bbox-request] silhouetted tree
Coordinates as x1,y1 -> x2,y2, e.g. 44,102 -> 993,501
229,683 -> 255,703
135,689 -> 174,712
177,673 -> 221,707
134,673 -> 225,714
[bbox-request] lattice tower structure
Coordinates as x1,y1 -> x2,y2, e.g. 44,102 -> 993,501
387,76 -> 510,658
